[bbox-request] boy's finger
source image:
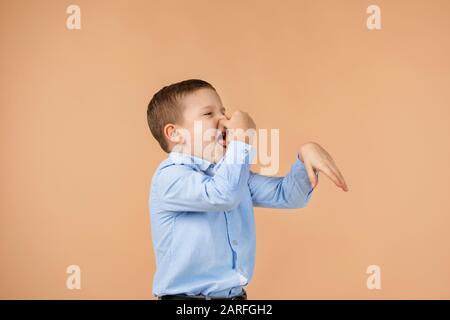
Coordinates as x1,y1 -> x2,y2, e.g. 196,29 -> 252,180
317,165 -> 343,190
327,161 -> 348,191
332,164 -> 348,191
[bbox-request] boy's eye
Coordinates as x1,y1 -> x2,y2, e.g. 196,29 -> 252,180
203,112 -> 213,116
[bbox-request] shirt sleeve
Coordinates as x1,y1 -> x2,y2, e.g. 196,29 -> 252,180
155,140 -> 256,213
248,154 -> 318,208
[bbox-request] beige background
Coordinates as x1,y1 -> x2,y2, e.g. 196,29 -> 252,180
1,0 -> 450,299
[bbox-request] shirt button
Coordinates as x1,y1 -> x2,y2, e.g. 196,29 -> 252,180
232,240 -> 238,246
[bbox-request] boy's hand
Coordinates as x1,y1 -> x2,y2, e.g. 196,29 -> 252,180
298,142 -> 348,192
219,111 -> 256,144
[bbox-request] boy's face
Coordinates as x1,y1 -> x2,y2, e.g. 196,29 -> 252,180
170,88 -> 228,163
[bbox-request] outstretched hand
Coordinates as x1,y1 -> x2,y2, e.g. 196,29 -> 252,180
298,142 -> 348,192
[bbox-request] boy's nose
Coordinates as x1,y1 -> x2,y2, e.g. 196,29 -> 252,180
217,114 -> 228,129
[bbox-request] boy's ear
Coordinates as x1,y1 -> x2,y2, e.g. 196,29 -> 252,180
164,123 -> 183,144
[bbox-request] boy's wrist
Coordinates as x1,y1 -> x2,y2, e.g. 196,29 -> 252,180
224,140 -> 256,164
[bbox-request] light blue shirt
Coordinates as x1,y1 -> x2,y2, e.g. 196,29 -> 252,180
149,140 -> 316,298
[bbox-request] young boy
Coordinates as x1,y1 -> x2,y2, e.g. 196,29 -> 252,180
147,79 -> 348,300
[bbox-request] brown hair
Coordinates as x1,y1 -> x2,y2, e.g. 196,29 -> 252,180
147,79 -> 216,153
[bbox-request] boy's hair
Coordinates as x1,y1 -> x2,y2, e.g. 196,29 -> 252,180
147,79 -> 216,153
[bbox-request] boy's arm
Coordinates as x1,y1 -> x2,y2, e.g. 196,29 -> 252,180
249,141 -> 349,208
155,140 -> 256,213
248,155 -> 318,208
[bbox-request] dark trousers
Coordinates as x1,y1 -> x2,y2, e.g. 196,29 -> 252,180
159,289 -> 247,300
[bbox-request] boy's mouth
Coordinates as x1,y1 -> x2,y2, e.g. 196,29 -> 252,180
217,128 -> 227,149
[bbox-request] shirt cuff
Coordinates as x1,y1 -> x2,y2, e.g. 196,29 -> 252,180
238,273 -> 248,286
223,140 -> 256,165
295,153 -> 319,197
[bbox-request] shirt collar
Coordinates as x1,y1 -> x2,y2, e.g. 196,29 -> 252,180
168,151 -> 215,172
